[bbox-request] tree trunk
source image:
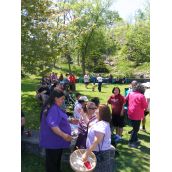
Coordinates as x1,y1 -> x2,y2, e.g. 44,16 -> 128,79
67,54 -> 72,73
77,53 -> 80,66
81,50 -> 85,75
53,60 -> 56,68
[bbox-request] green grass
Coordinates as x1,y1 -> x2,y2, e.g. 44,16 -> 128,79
21,76 -> 41,130
21,152 -> 45,172
21,77 -> 150,172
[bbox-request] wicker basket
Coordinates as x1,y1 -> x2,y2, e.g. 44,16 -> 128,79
70,149 -> 97,172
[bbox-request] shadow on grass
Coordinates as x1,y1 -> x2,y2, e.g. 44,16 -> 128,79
115,144 -> 150,172
138,133 -> 150,143
139,144 -> 150,154
21,79 -> 40,92
21,151 -> 45,172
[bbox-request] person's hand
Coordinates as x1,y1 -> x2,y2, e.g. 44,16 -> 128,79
70,118 -> 79,125
63,133 -> 72,142
120,112 -> 124,116
82,152 -> 88,162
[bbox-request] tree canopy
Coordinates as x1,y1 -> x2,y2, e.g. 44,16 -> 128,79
21,0 -> 150,76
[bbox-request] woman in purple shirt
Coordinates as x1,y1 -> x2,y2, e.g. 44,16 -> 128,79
39,90 -> 72,172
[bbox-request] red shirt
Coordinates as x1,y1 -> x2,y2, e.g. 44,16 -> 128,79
68,75 -> 76,83
107,94 -> 125,115
126,91 -> 148,120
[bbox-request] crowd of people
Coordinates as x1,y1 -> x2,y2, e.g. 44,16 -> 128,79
22,71 -> 150,172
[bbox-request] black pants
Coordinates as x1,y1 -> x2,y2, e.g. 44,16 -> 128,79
129,120 -> 141,143
69,83 -> 75,91
98,82 -> 102,92
45,148 -> 63,172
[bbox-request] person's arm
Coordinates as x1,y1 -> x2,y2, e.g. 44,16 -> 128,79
107,96 -> 111,105
82,131 -> 104,162
141,95 -> 148,110
120,96 -> 125,116
51,127 -> 72,142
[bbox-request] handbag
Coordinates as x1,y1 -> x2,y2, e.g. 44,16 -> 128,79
75,132 -> 87,149
75,121 -> 89,149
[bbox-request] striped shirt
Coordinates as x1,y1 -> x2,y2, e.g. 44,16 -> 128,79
78,114 -> 97,135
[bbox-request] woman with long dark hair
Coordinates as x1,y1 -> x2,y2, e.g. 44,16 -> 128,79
39,89 -> 72,172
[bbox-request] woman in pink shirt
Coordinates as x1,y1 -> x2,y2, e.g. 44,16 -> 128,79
125,83 -> 148,148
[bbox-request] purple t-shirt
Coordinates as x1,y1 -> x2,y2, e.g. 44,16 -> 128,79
39,104 -> 71,149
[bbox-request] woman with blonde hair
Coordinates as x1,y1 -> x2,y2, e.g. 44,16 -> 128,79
75,102 -> 98,149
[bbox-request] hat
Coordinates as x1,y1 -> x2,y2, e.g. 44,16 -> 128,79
79,96 -> 88,102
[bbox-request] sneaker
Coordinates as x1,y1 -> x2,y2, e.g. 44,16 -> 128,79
114,134 -> 119,139
140,127 -> 146,132
114,135 -> 122,142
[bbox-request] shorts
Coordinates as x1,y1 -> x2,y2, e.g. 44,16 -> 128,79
112,114 -> 125,128
84,82 -> 89,85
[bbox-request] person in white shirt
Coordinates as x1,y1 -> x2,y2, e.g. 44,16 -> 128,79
84,73 -> 90,89
97,74 -> 103,92
82,104 -> 115,172
73,96 -> 88,119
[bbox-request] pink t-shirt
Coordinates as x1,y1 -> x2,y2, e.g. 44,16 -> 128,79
126,91 -> 148,120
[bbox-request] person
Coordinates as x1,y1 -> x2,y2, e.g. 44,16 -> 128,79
84,73 -> 90,89
68,73 -> 76,91
91,97 -> 100,108
107,87 -> 125,142
50,72 -> 58,83
126,80 -> 138,96
39,89 -> 72,172
109,74 -> 113,84
58,73 -> 64,82
125,83 -> 148,148
75,102 -> 98,149
74,92 -> 82,107
97,74 -> 103,92
91,97 -> 100,117
82,104 -> 115,172
21,110 -> 25,135
124,80 -> 138,134
61,73 -> 70,91
73,96 -> 88,119
36,84 -> 50,107
140,82 -> 150,131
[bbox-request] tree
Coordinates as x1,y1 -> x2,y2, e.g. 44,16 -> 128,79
21,0 -> 59,75
21,0 -> 121,75
72,0 -> 120,75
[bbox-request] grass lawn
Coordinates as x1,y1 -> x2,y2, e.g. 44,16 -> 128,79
21,77 -> 150,172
